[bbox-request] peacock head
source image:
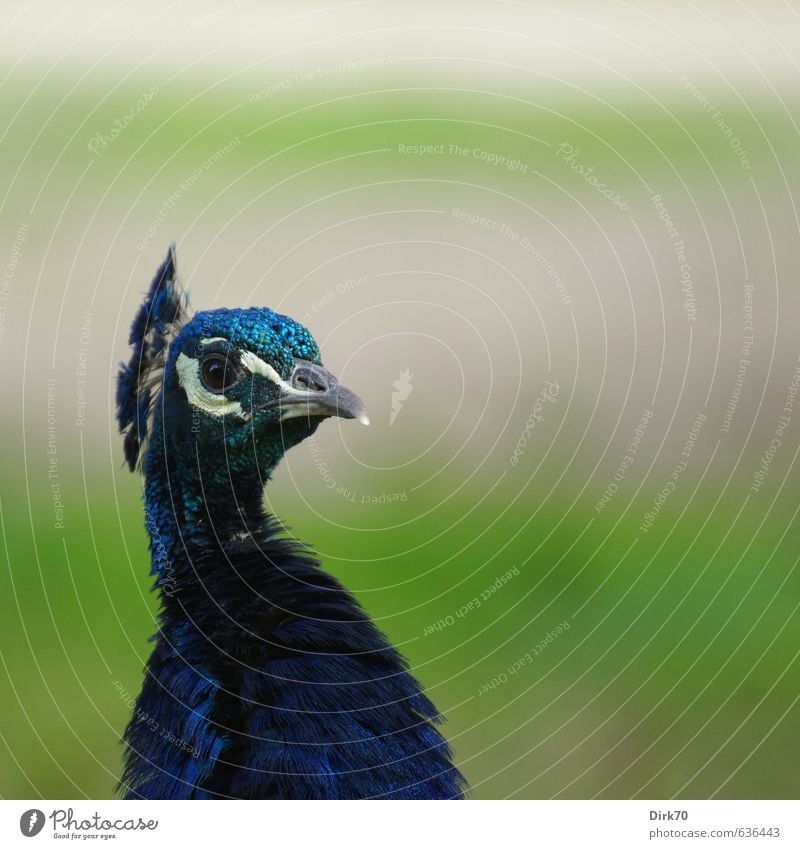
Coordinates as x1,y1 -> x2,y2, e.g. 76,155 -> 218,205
117,245 -> 368,482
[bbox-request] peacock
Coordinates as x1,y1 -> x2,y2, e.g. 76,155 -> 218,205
116,246 -> 467,799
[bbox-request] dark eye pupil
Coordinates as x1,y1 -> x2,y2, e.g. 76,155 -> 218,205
201,355 -> 237,392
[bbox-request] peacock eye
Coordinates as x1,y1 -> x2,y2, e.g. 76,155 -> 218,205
200,353 -> 241,393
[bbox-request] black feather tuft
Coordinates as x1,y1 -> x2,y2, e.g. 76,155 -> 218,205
117,244 -> 189,471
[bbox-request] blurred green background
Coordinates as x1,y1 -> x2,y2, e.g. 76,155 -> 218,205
2,1 -> 800,799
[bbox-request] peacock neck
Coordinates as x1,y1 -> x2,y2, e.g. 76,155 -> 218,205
126,428 -> 467,800
141,423 -> 276,603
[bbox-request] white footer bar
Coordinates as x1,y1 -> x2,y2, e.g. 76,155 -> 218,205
2,800 -> 796,848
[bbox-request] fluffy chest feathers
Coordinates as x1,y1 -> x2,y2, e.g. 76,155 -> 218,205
121,528 -> 466,800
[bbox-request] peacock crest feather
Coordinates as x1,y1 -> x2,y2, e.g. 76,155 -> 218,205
116,245 -> 189,470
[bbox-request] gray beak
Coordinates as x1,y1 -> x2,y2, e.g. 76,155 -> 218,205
267,360 -> 369,425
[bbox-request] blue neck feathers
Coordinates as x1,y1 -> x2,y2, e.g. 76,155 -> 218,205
121,411 -> 467,800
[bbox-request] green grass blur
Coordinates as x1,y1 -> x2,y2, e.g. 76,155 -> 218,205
3,453 -> 800,798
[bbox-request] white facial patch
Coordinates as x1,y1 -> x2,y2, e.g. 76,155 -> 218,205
176,352 -> 245,418
238,350 -> 304,395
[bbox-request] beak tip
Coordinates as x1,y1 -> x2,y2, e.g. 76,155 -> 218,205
356,411 -> 370,426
